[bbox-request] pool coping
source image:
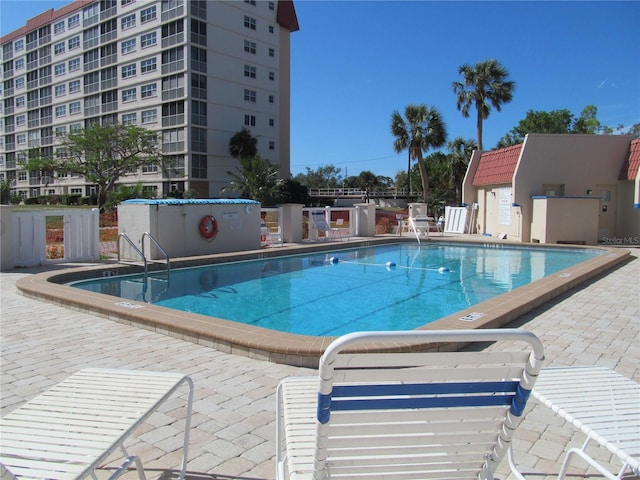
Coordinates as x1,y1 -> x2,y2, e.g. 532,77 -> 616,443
15,236 -> 631,367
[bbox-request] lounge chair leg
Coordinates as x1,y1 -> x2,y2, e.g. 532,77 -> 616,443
508,446 -> 527,480
108,449 -> 146,480
558,438 -> 622,480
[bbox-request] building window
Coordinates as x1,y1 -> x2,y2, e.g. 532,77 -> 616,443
140,5 -> 156,23
269,95 -> 274,104
142,164 -> 158,174
244,114 -> 255,127
141,32 -> 157,48
191,46 -> 206,73
16,96 -> 25,108
54,42 -> 65,55
269,141 -> 275,150
70,123 -> 81,132
15,39 -> 24,51
162,128 -> 184,153
17,134 -> 26,145
269,25 -> 274,34
244,65 -> 256,79
190,73 -> 206,99
141,109 -> 157,124
54,21 -> 65,35
121,0 -> 135,5
122,112 -> 137,125
191,19 -> 206,45
55,105 -> 66,117
269,71 -> 275,81
15,77 -> 24,89
121,39 -> 136,54
69,79 -> 81,93
244,16 -> 256,30
55,126 -> 66,137
191,100 -> 207,126
191,127 -> 206,152
68,58 -> 80,72
16,115 -> 25,126
244,40 -> 256,54
191,153 -> 207,178
15,58 -> 24,70
68,36 -> 80,50
68,14 -> 80,29
269,48 -> 275,57
122,63 -> 136,78
141,57 -> 157,73
121,14 -> 136,30
122,87 -> 136,102
55,63 -> 66,76
141,83 -> 157,98
55,84 -> 66,97
268,2 -> 275,10
244,89 -> 256,103
69,101 -> 81,114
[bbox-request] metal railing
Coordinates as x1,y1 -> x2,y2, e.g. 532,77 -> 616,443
308,188 -> 421,198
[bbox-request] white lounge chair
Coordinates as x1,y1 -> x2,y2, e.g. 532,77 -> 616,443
310,211 -> 348,241
262,223 -> 283,247
516,365 -> 639,480
408,215 -> 435,244
0,368 -> 194,480
276,329 -> 545,480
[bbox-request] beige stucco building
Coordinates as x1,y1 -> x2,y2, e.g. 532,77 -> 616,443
462,134 -> 640,245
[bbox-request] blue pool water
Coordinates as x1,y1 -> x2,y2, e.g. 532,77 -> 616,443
72,243 -> 602,336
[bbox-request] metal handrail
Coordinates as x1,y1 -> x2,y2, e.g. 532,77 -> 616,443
117,233 -> 147,276
142,232 -> 170,274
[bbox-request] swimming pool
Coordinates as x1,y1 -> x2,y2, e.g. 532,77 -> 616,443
71,243 -> 603,336
17,238 -> 629,366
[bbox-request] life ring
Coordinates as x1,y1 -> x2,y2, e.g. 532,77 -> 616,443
199,215 -> 218,241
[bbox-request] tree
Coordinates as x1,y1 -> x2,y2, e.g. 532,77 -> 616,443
573,105 -> 610,134
453,59 -> 515,151
390,104 -> 447,206
222,155 -> 282,205
0,179 -> 11,204
22,123 -> 162,211
446,137 -> 476,203
292,165 -> 343,189
496,105 -> 613,147
228,128 -> 258,159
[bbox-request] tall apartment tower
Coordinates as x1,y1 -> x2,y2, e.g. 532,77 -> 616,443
0,0 -> 299,200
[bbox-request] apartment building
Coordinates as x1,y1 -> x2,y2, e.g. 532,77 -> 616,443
0,0 -> 299,201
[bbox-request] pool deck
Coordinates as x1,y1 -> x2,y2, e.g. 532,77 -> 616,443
1,241 -> 638,479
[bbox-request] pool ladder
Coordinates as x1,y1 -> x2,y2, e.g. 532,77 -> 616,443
118,233 -> 171,303
117,232 -> 170,277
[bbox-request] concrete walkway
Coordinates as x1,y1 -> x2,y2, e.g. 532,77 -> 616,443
1,248 -> 638,479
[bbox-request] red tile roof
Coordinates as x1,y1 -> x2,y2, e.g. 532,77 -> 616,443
618,138 -> 640,181
472,144 -> 523,186
277,0 -> 300,32
1,0 -> 89,45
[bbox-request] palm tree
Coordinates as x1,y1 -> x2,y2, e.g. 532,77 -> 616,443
452,59 -> 515,151
228,128 -> 258,159
222,155 -> 281,205
390,104 -> 447,206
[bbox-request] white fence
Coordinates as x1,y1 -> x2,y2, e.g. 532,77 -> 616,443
1,207 -> 100,268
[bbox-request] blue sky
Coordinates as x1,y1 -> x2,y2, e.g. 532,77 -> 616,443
2,1 -> 639,180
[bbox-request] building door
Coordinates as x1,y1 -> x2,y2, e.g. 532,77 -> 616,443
596,184 -> 617,241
